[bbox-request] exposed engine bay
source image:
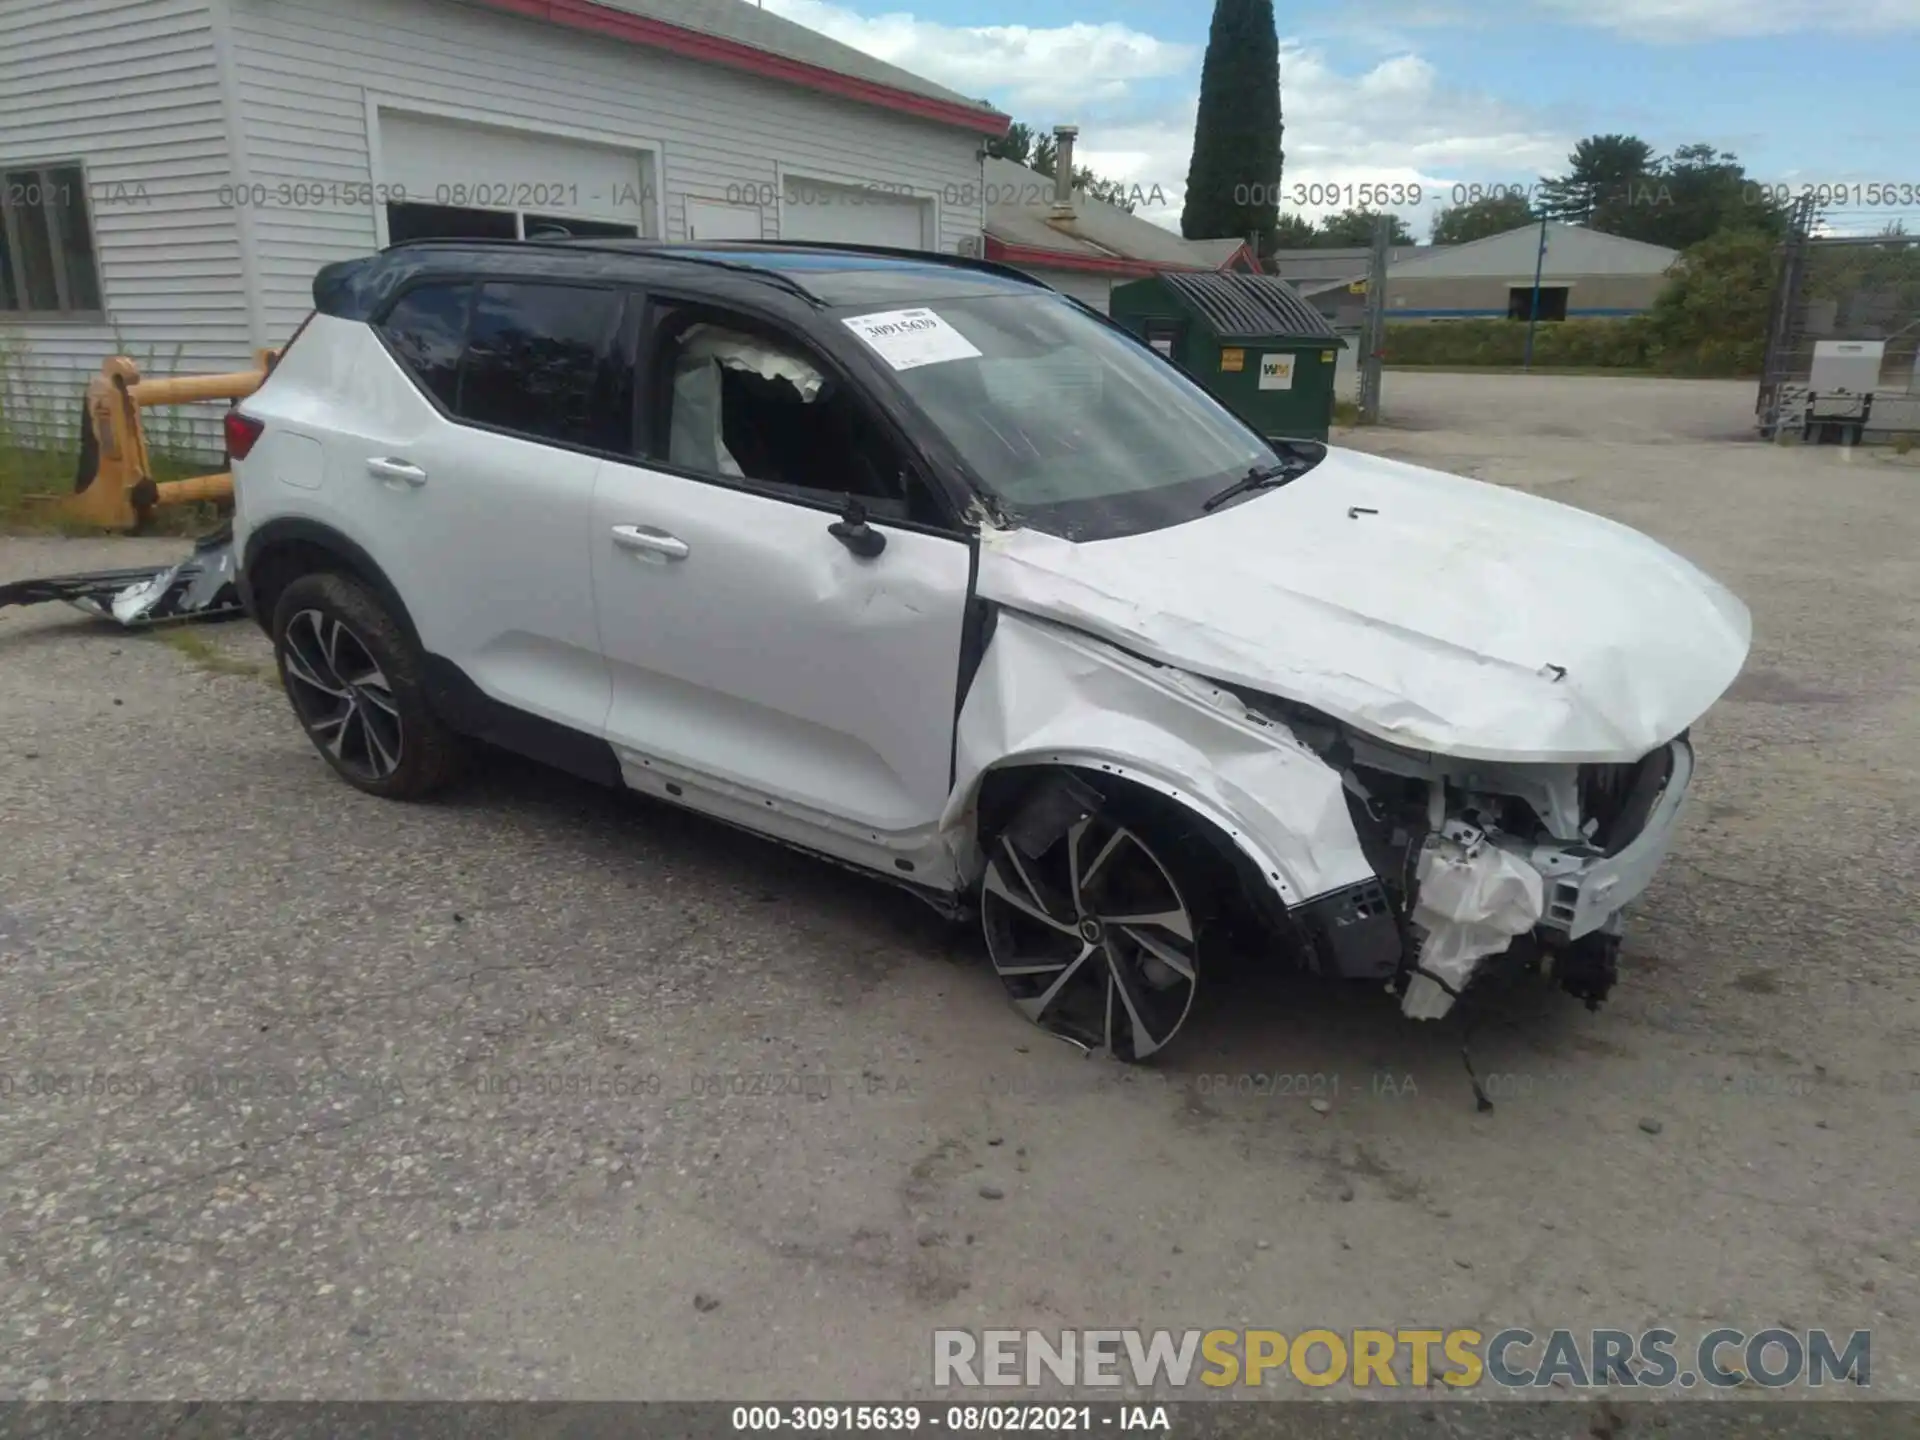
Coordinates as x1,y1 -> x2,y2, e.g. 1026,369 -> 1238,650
1247,690 -> 1690,1017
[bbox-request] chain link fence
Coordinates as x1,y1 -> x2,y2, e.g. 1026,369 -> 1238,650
1759,198 -> 1920,442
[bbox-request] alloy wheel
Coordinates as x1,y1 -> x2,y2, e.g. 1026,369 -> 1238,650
981,814 -> 1198,1061
279,608 -> 404,783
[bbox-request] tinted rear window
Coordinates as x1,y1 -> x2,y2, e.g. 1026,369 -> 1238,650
461,283 -> 628,451
378,283 -> 470,409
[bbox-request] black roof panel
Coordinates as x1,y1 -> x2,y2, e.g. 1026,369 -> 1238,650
314,238 -> 1049,320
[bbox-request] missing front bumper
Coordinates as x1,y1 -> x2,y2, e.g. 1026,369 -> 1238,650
1396,737 -> 1694,1018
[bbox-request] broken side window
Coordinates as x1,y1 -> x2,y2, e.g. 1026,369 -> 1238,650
656,316 -> 936,524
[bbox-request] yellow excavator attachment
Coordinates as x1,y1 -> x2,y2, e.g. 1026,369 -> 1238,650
59,349 -> 279,531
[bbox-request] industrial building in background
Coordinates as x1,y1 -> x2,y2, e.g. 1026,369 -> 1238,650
1267,244 -> 1431,330
1294,223 -> 1679,324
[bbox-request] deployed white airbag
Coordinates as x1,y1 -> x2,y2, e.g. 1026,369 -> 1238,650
1402,824 -> 1545,1020
680,323 -> 825,400
667,325 -> 826,479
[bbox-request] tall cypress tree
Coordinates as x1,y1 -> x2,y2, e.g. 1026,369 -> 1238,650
1180,0 -> 1282,249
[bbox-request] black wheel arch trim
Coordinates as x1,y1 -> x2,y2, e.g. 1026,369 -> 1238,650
241,517 -> 423,651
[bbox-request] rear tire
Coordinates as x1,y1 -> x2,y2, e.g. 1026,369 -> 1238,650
271,572 -> 465,799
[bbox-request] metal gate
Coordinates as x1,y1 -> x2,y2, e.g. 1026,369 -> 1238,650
1757,195 -> 1920,441
1756,197 -> 1815,439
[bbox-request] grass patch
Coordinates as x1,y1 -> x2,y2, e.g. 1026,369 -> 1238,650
0,444 -> 74,523
1331,398 -> 1367,427
1383,364 -> 1662,378
1379,313 -> 1766,378
1,326 -> 226,534
0,443 -> 225,534
1383,317 -> 1659,372
151,624 -> 274,681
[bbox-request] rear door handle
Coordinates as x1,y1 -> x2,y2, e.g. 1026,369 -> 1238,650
611,524 -> 690,562
367,457 -> 427,487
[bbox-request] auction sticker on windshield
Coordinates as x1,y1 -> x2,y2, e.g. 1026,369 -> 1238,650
843,308 -> 982,370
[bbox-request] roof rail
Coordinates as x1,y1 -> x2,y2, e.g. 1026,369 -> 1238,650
376,235 -> 1051,302
712,238 -> 1051,290
378,235 -> 818,302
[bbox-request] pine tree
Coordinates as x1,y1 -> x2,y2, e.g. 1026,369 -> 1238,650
1430,192 -> 1536,245
1315,207 -> 1415,248
985,122 -> 1035,167
1180,0 -> 1282,250
1537,135 -> 1659,223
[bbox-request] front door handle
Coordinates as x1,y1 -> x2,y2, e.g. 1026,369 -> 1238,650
367,457 -> 427,487
611,524 -> 691,562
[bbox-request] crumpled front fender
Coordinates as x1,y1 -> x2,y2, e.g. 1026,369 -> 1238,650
943,611 -> 1377,909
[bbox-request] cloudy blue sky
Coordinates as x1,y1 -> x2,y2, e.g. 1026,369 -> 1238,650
764,0 -> 1920,238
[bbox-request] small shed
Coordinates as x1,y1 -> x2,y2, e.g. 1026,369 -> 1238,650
1111,271 -> 1345,441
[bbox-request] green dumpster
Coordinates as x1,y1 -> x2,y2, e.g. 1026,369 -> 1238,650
1110,271 -> 1345,442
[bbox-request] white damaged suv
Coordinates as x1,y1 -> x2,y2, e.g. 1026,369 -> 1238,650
230,239 -> 1751,1059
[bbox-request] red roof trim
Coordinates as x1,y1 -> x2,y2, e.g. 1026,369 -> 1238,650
1216,240 -> 1260,272
473,0 -> 1010,135
986,237 -> 1208,278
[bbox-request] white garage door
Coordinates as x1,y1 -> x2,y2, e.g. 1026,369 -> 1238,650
781,178 -> 929,249
378,110 -> 654,239
685,199 -> 763,242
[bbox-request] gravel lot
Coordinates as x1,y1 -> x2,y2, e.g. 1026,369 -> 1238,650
3,371 -> 1917,1406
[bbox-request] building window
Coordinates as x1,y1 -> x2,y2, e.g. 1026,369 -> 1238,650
1,164 -> 102,316
523,215 -> 638,240
1508,285 -> 1569,322
386,202 -> 640,245
386,203 -> 516,244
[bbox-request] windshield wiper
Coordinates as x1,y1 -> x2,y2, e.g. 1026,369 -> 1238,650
1201,461 -> 1299,513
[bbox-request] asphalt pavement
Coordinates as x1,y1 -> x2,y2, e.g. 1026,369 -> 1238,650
2,375 -> 1917,1403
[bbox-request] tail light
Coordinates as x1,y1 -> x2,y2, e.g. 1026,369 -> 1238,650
225,409 -> 264,462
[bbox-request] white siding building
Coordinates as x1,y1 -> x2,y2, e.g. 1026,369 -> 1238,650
0,0 -> 1006,451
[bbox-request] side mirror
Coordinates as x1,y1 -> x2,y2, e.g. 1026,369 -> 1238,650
829,498 -> 887,559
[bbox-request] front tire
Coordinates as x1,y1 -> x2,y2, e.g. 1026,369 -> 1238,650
981,792 -> 1200,1062
271,572 -> 464,799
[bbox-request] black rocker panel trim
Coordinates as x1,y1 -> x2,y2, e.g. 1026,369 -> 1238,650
418,655 -> 623,788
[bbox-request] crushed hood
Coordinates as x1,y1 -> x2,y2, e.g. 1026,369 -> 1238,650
974,446 -> 1752,764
